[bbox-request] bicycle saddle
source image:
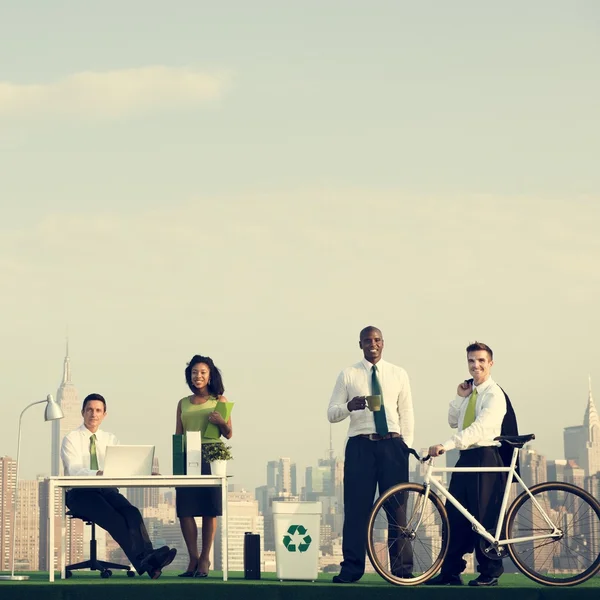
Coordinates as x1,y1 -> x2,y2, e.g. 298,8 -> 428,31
494,433 -> 535,447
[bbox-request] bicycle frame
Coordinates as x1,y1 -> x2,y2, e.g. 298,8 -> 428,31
419,446 -> 562,550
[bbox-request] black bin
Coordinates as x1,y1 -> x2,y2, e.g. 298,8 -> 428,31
244,532 -> 261,580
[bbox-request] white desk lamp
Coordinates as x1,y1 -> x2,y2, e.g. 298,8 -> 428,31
0,395 -> 64,581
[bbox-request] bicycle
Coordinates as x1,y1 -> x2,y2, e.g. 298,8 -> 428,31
366,433 -> 600,587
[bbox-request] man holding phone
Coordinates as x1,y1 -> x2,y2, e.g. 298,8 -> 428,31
327,326 -> 414,584
427,342 -> 507,587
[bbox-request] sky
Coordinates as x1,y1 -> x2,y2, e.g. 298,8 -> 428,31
1,1 -> 599,492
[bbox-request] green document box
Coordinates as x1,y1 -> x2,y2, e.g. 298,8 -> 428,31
173,434 -> 186,475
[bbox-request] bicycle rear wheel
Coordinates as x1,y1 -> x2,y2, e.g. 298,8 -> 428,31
505,481 -> 600,586
366,482 -> 449,586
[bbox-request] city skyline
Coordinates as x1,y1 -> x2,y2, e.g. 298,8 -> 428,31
0,345 -> 598,492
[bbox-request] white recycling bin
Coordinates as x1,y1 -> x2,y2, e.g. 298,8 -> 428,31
273,501 -> 322,581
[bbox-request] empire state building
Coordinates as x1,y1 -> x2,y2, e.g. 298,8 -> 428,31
51,342 -> 82,476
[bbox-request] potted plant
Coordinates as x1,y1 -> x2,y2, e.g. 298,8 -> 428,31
202,442 -> 233,476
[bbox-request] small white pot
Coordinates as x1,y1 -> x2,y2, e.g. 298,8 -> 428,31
210,460 -> 227,476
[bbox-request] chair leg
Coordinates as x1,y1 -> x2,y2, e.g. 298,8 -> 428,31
65,559 -> 94,571
97,560 -> 131,571
65,520 -> 132,574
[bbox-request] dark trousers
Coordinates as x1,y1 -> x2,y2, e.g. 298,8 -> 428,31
66,488 -> 153,574
341,435 -> 411,580
441,447 -> 506,578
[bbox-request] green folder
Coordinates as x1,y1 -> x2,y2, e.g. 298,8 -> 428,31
172,434 -> 186,475
204,402 -> 234,440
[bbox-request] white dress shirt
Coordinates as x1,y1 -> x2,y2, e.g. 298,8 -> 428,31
327,358 -> 414,447
441,377 -> 505,452
61,423 -> 119,476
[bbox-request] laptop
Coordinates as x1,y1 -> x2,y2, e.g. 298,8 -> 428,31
103,445 -> 155,476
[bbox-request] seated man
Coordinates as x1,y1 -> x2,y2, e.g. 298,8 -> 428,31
60,393 -> 176,579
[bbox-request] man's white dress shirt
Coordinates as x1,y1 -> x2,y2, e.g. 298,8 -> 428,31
442,377 -> 505,452
61,423 -> 119,476
327,358 -> 414,447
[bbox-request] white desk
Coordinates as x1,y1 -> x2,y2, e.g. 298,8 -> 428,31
46,475 -> 228,582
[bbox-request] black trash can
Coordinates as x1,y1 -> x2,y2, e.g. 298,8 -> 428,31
244,532 -> 261,580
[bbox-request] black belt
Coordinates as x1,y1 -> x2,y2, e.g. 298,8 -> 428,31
356,432 -> 401,442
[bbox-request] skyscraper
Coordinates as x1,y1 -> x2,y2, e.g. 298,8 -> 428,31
51,341 -> 81,476
214,489 -> 264,572
278,458 -> 292,494
519,447 -> 547,488
127,457 -> 160,510
563,376 -> 600,478
43,342 -> 86,570
15,480 -> 40,571
266,461 -> 278,489
0,456 -> 17,571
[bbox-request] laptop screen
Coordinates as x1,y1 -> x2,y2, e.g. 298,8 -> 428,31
103,445 -> 155,476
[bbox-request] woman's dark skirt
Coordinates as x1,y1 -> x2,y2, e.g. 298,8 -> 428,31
176,457 -> 223,517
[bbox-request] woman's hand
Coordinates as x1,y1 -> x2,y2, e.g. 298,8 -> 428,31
208,411 -> 226,426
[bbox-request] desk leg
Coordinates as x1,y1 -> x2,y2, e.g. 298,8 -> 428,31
222,476 -> 228,582
60,488 -> 66,579
49,481 -> 54,582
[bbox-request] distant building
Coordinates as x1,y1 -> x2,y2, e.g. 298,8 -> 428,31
547,459 -> 567,483
214,489 -> 264,572
564,460 -> 585,489
38,477 -> 87,571
519,446 -> 547,488
51,341 -> 81,477
277,458 -> 294,495
15,480 -> 40,571
127,457 -> 160,510
266,461 -> 278,489
0,456 -> 16,571
256,458 -> 299,551
43,344 -> 88,570
254,485 -> 275,516
563,376 -> 600,478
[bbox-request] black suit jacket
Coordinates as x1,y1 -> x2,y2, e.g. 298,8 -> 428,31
498,386 -> 520,475
465,379 -> 520,474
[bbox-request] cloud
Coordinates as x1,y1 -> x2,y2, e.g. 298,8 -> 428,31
0,66 -> 231,119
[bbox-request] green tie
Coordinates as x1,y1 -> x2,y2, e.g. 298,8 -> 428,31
372,365 -> 389,436
462,388 -> 478,429
90,434 -> 99,471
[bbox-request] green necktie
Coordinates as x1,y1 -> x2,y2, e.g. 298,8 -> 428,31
90,434 -> 99,471
372,365 -> 389,436
462,388 -> 478,429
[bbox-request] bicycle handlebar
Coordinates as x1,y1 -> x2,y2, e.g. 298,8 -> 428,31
407,447 -> 444,463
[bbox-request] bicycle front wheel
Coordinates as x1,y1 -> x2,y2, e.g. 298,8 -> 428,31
366,482 -> 449,586
506,481 -> 600,586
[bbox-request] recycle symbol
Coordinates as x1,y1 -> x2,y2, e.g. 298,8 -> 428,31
282,525 -> 312,553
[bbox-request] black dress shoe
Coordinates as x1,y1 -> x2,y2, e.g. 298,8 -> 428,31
468,575 -> 499,587
332,574 -> 359,583
425,573 -> 463,586
140,546 -> 169,572
141,546 -> 177,579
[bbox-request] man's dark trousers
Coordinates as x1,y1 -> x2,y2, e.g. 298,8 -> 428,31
66,488 -> 153,574
441,446 -> 506,578
340,435 -> 411,581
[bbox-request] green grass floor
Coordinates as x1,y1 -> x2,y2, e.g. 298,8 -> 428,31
0,570 -> 599,600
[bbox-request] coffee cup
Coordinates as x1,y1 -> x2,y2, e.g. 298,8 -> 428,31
366,395 -> 382,411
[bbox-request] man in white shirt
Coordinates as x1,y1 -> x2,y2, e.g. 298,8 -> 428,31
427,342 -> 507,587
328,326 -> 414,584
61,393 -> 177,579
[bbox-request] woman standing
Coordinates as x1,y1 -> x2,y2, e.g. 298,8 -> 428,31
175,355 -> 233,577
